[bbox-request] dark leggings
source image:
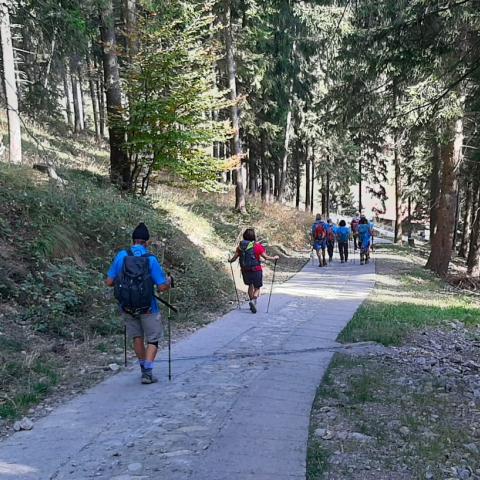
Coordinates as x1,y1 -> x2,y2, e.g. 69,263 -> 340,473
327,240 -> 335,259
338,241 -> 348,262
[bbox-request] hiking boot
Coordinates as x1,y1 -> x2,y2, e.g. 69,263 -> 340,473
360,261 -> 364,265
141,372 -> 158,384
249,301 -> 257,314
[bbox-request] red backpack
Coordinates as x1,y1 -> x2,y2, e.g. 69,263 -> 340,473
327,227 -> 335,241
314,223 -> 327,240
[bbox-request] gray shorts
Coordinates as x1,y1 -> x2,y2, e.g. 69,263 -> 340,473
122,312 -> 164,343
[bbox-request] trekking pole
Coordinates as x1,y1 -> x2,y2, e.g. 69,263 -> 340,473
124,324 -> 127,367
229,261 -> 241,309
266,259 -> 278,314
167,276 -> 173,381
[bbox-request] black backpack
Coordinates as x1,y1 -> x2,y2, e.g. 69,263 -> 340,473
114,249 -> 154,314
239,240 -> 261,271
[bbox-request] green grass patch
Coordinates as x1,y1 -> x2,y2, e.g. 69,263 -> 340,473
338,247 -> 480,345
306,440 -> 330,479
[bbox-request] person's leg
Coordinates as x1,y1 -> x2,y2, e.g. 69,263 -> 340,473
124,314 -> 146,373
343,242 -> 349,262
315,246 -> 322,266
248,284 -> 255,300
321,245 -> 327,266
249,271 -> 263,313
141,313 -> 163,384
339,242 -> 344,262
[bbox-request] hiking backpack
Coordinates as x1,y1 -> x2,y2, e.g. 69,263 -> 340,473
314,222 -> 327,241
114,249 -> 154,314
239,241 -> 261,271
327,226 -> 335,242
351,219 -> 359,233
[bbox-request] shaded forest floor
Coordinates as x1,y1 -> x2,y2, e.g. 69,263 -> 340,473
308,244 -> 480,480
0,121 -> 311,436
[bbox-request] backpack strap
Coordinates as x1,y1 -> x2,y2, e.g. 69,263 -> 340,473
126,248 -> 133,256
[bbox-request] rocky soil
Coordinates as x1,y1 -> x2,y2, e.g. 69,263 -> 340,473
309,322 -> 480,480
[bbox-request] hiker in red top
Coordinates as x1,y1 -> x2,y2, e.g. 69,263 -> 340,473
229,228 -> 279,314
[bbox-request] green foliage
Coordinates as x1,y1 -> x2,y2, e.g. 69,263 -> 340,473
126,0 -> 231,193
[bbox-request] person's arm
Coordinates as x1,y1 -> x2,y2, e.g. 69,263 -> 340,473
260,252 -> 279,262
150,257 -> 171,292
105,252 -> 124,287
229,247 -> 240,263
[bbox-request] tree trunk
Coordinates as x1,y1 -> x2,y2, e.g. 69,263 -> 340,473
124,0 -> 138,59
467,188 -> 480,276
63,63 -> 74,128
274,166 -> 280,199
458,180 -> 473,258
426,116 -> 463,276
311,155 -> 314,213
87,53 -> 100,139
78,64 -> 87,130
249,137 -> 257,195
0,3 -> 22,164
224,1 -> 246,213
278,93 -> 293,202
358,157 -> 363,213
70,55 -> 84,132
95,56 -> 106,138
295,149 -> 300,209
321,176 -> 326,215
394,131 -> 403,243
430,141 -> 441,239
452,186 -> 460,251
100,0 -> 131,189
326,170 -> 330,218
305,149 -> 311,211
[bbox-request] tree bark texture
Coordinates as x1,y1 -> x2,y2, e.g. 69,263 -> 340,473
224,1 -> 246,213
467,188 -> 480,276
430,141 -> 441,239
87,53 -> 100,139
394,131 -> 403,243
63,63 -> 74,128
305,149 -> 311,211
0,3 -> 22,164
426,116 -> 463,276
100,0 -> 131,189
458,180 -> 473,258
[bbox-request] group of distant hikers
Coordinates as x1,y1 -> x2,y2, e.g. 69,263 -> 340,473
106,216 -> 375,383
310,213 -> 375,267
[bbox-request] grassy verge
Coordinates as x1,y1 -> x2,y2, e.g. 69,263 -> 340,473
338,244 -> 480,345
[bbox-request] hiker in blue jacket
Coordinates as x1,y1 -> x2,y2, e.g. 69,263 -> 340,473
336,220 -> 351,263
357,216 -> 373,265
106,223 -> 171,384
311,214 -> 327,267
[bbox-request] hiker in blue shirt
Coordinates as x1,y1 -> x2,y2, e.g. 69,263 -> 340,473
311,214 -> 327,267
336,220 -> 351,263
326,218 -> 336,263
358,216 -> 373,265
106,223 -> 171,384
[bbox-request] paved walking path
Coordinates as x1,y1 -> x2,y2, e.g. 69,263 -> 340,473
0,258 -> 375,480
